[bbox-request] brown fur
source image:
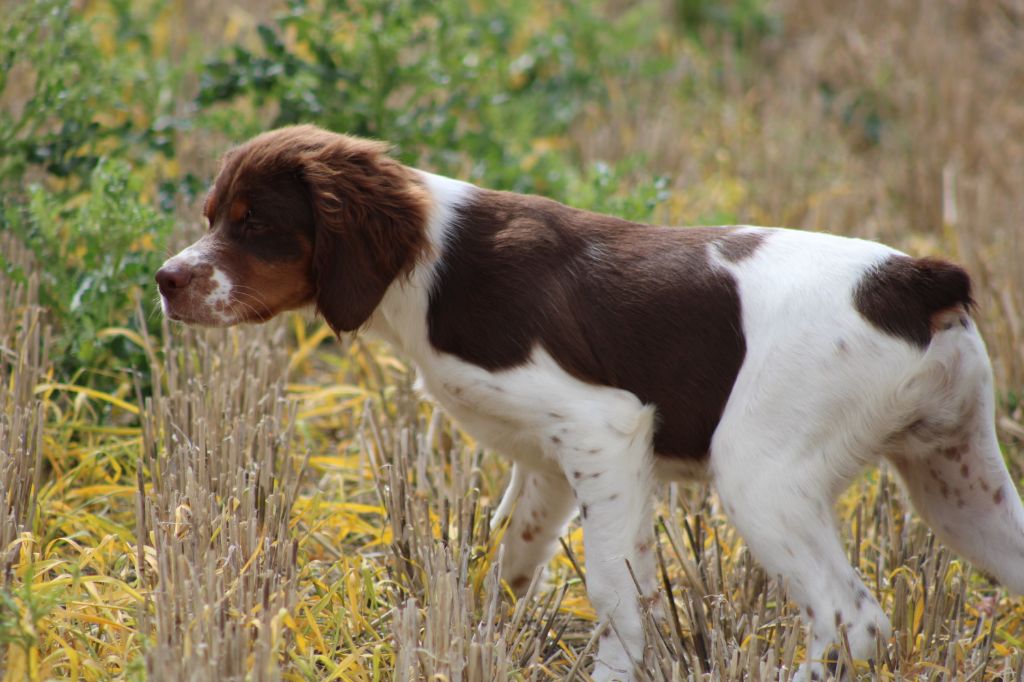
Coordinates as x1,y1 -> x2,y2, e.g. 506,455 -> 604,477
854,255 -> 973,348
428,190 -> 751,459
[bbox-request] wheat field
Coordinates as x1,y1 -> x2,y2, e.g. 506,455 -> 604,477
2,1 -> 1023,680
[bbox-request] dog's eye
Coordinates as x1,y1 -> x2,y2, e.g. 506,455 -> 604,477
243,210 -> 270,235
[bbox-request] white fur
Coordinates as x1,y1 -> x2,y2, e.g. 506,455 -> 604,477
159,236 -> 237,323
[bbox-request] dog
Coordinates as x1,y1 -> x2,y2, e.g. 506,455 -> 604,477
157,125 -> 1024,680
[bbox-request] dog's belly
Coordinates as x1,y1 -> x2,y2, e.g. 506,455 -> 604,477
416,350 -> 713,481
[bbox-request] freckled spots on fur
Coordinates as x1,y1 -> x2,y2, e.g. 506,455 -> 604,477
941,445 -> 965,462
636,541 -> 651,554
572,470 -> 581,479
824,649 -> 841,675
509,575 -> 530,592
866,623 -> 878,638
960,463 -> 970,478
547,412 -> 563,419
980,479 -> 990,492
580,504 -> 589,519
600,628 -> 612,639
608,493 -> 618,501
806,606 -> 815,619
587,448 -> 600,455
784,545 -> 795,557
836,339 -> 848,354
551,435 -> 561,445
994,487 -> 1004,505
834,610 -> 842,627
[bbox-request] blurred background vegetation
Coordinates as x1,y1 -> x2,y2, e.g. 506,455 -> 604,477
1,0 -> 1023,680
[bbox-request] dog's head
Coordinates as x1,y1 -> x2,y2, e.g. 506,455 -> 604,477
156,125 -> 429,333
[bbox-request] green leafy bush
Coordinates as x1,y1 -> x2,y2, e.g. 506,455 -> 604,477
0,0 -> 188,387
197,0 -> 662,199
0,0 -> 179,189
2,159 -> 173,381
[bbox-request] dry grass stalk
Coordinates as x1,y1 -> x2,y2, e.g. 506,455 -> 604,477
136,318 -> 302,682
0,234 -> 48,590
359,402 -> 579,680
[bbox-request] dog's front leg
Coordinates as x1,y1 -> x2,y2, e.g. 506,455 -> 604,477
547,399 -> 659,682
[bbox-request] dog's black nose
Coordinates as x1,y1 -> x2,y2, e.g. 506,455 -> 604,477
156,265 -> 193,296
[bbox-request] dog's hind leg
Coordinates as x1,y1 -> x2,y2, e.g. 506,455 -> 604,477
889,428 -> 1024,594
885,328 -> 1024,594
491,463 -> 577,595
712,434 -> 891,681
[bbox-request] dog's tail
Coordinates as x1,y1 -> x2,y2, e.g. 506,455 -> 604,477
854,255 -> 973,348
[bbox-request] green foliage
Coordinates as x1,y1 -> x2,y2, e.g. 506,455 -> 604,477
569,161 -> 671,222
3,159 -> 173,381
674,0 -> 776,48
0,0 -> 178,189
0,565 -> 65,655
0,0 -> 188,387
197,0 -> 661,198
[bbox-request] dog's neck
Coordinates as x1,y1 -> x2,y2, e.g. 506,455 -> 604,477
364,169 -> 477,363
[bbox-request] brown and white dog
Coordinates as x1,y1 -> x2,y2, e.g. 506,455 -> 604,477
157,125 -> 1024,681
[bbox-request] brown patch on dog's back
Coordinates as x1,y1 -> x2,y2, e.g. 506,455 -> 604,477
854,255 -> 973,348
428,191 -> 751,459
716,230 -> 767,262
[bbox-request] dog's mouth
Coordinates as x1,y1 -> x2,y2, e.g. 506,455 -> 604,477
160,292 -> 278,328
161,298 -> 229,327
159,286 -> 245,327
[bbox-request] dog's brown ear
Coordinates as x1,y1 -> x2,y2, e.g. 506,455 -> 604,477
300,134 -> 429,333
